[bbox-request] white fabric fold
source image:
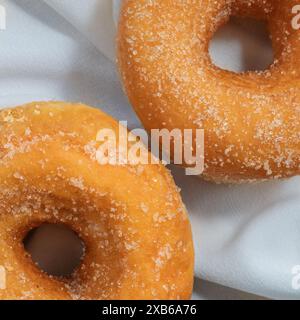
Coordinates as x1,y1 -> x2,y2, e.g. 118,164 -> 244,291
1,0 -> 299,299
44,0 -> 116,61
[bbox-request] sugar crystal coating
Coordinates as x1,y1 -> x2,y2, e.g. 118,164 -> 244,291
0,102 -> 194,300
118,0 -> 300,183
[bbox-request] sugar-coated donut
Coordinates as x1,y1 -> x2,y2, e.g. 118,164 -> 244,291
118,0 -> 300,183
0,102 -> 194,300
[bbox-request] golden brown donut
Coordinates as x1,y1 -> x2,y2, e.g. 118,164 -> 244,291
118,0 -> 300,183
0,101 -> 194,300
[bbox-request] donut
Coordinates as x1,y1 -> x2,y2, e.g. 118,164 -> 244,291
0,101 -> 194,300
117,0 -> 300,183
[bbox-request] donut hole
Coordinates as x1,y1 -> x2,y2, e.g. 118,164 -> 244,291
23,223 -> 85,278
209,17 -> 274,72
